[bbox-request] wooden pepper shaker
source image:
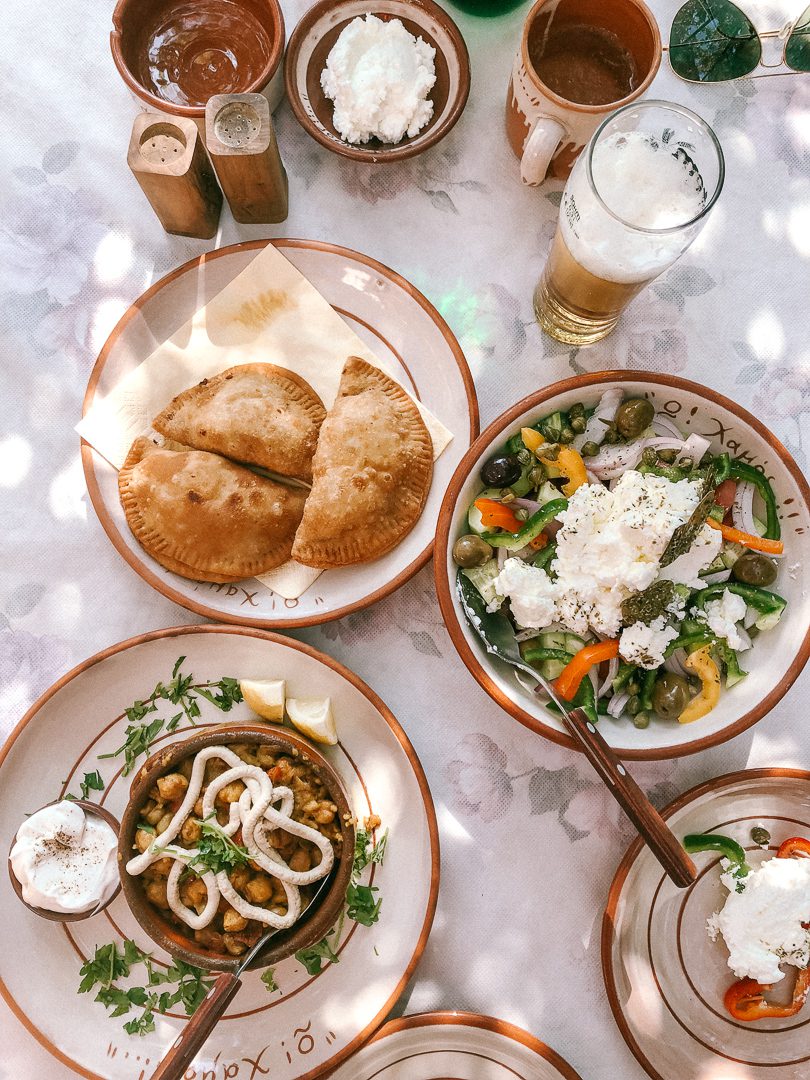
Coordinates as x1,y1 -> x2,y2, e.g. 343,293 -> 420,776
205,93 -> 288,224
127,113 -> 222,239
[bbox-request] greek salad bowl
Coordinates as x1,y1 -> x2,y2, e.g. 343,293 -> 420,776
434,371 -> 810,760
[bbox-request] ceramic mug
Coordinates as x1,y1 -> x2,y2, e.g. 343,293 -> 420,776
505,0 -> 662,185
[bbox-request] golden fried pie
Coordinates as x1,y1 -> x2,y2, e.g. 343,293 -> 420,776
292,357 -> 433,568
119,438 -> 307,583
152,364 -> 326,482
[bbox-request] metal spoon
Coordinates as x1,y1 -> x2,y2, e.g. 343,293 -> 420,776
457,573 -> 696,889
149,872 -> 335,1080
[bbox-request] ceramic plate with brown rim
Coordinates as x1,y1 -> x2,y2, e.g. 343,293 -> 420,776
285,0 -> 470,163
0,625 -> 439,1080
434,371 -> 810,761
329,1010 -> 582,1078
81,238 -> 477,629
603,768 -> 810,1080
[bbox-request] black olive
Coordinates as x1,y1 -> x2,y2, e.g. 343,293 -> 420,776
652,672 -> 690,721
615,398 -> 655,439
452,534 -> 493,568
732,551 -> 778,587
480,453 -> 521,488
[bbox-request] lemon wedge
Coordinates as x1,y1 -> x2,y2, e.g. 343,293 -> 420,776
286,697 -> 337,745
239,679 -> 286,722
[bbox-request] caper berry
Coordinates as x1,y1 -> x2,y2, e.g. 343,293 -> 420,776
641,447 -> 658,468
652,672 -> 690,721
615,397 -> 654,439
676,456 -> 693,470
633,712 -> 651,730
542,444 -> 561,461
570,415 -> 587,433
732,551 -> 778,587
568,402 -> 585,419
750,825 -> 771,847
658,448 -> 678,463
513,507 -> 529,522
516,448 -> 531,465
501,489 -> 516,503
626,694 -> 641,716
603,426 -> 620,445
580,441 -> 600,458
452,534 -> 493,568
627,679 -> 640,696
480,453 -> 521,488
528,464 -> 547,485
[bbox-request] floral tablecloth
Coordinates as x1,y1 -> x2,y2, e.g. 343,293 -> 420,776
2,0 -> 808,1076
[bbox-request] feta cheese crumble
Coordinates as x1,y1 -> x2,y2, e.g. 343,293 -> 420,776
619,616 -> 679,669
699,589 -> 750,652
320,15 -> 436,145
493,471 -> 702,635
707,854 -> 810,984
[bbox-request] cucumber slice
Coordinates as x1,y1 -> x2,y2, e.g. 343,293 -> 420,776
467,488 -> 504,535
461,560 -> 502,607
564,633 -> 586,655
539,631 -> 568,651
536,480 -> 563,506
755,607 -> 784,632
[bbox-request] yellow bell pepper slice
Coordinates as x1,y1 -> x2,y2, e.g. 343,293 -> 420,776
554,447 -> 588,497
679,646 -> 720,724
521,427 -> 545,453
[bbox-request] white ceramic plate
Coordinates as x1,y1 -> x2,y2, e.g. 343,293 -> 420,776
435,371 -> 810,760
329,1011 -> 583,1079
0,625 -> 439,1080
82,238 -> 477,628
603,769 -> 810,1080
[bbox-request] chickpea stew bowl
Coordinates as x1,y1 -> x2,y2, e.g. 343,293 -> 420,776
435,371 -> 810,760
118,724 -> 355,973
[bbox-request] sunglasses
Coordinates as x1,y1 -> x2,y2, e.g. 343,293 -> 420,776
669,0 -> 810,82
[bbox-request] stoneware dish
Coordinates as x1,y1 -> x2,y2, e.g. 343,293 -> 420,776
118,723 -> 355,972
284,0 -> 471,163
111,0 -> 286,121
603,768 -> 810,1080
434,370 -> 810,760
8,800 -> 121,923
0,625 -> 438,1078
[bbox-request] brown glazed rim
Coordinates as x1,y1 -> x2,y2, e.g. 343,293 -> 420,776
0,624 -> 441,1080
520,0 -> 662,115
80,238 -> 479,630
284,0 -> 471,163
367,1010 -> 583,1078
434,370 -> 810,761
110,0 -> 286,119
119,723 -> 355,973
601,767 -> 810,1080
7,800 -> 122,923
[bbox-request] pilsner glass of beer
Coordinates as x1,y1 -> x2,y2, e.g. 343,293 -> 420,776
534,99 -> 724,345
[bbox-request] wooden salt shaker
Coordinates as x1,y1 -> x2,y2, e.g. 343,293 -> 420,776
205,93 -> 288,224
127,113 -> 222,239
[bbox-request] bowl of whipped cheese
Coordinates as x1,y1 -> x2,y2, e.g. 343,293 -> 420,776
285,0 -> 470,162
8,800 -> 120,922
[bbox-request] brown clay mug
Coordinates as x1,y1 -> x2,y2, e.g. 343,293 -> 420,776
505,0 -> 661,185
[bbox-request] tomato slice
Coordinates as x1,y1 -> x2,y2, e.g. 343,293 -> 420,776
777,836 -> 810,859
715,479 -> 737,509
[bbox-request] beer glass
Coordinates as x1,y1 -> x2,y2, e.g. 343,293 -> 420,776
534,99 -> 724,345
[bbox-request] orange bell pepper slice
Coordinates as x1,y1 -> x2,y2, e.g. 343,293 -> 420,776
706,518 -> 784,555
474,498 -> 522,533
553,639 -> 620,701
521,427 -> 545,453
724,969 -> 810,1021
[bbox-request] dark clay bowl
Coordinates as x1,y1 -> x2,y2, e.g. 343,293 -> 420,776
8,800 -> 122,922
118,724 -> 355,973
285,0 -> 470,163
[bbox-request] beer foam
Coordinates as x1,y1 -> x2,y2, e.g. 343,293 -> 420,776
561,131 -> 708,284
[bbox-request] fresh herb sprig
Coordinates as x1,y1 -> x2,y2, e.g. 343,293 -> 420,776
98,657 -> 243,775
189,817 -> 250,875
260,967 -> 279,993
295,935 -> 341,976
65,769 -> 106,802
78,939 -> 214,1036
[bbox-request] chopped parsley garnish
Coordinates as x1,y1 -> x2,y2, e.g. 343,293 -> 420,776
78,939 -> 214,1037
345,882 -> 382,926
295,935 -> 340,976
353,827 -> 389,877
189,817 -> 250,875
98,657 -> 243,775
260,967 -> 279,993
65,769 -> 106,802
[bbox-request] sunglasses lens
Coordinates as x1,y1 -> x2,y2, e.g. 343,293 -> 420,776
670,0 -> 761,81
786,4 -> 810,71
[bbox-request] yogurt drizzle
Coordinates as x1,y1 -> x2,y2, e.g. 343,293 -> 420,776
126,745 -> 335,931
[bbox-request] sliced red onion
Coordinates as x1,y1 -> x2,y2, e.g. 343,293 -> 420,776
607,691 -> 630,718
585,468 -> 603,485
678,433 -> 711,464
497,545 -> 508,569
700,568 -> 732,585
546,518 -> 563,538
510,497 -> 542,513
664,649 -> 689,675
587,437 -> 684,479
597,656 -> 619,698
651,413 -> 685,438
573,387 -> 623,451
732,480 -> 758,535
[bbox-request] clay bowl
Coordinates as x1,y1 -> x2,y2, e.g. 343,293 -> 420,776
111,0 -> 286,121
118,724 -> 355,973
435,370 -> 810,761
285,0 -> 470,163
8,800 -> 122,922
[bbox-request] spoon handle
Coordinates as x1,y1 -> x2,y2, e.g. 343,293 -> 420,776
149,973 -> 241,1080
562,706 -> 697,888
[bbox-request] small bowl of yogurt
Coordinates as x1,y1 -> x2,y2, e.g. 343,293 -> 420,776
285,0 -> 470,163
8,800 -> 121,923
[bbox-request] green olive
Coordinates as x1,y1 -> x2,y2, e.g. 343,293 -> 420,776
453,534 -> 493,568
580,441 -> 600,458
615,397 -> 655,439
732,551 -> 778,586
652,672 -> 691,721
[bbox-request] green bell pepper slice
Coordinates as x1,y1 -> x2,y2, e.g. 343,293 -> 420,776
482,499 -> 567,551
684,832 -> 751,878
727,460 -> 780,540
